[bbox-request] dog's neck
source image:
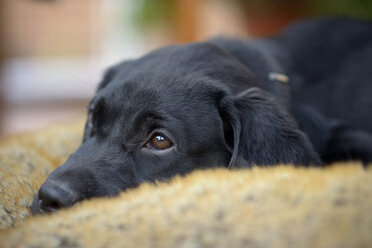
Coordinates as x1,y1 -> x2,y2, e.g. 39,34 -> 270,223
235,40 -> 292,109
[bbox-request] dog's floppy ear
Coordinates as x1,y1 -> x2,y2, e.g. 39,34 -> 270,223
220,87 -> 320,167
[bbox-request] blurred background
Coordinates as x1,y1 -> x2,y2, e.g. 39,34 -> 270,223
0,0 -> 371,137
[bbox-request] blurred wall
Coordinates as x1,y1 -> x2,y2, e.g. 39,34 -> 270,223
3,0 -> 99,58
0,0 -> 103,136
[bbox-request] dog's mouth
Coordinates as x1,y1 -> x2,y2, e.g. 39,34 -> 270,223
30,195 -> 50,215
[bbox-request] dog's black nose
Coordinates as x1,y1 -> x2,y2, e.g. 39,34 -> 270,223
34,180 -> 77,213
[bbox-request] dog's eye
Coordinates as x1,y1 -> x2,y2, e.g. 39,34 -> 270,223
145,134 -> 172,150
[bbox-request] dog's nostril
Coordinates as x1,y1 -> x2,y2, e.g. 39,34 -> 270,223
40,198 -> 61,212
37,181 -> 77,213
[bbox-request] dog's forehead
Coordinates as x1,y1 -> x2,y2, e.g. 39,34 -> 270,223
95,74 -> 222,124
104,76 -> 213,108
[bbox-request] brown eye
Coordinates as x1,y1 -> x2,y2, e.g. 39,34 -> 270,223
146,134 -> 172,150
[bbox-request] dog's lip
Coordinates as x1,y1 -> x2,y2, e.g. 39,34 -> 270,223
30,195 -> 59,215
30,196 -> 44,215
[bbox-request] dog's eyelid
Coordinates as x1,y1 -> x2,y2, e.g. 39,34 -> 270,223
87,106 -> 94,112
147,130 -> 174,143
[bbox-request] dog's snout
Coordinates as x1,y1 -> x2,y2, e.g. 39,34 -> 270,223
34,180 -> 77,214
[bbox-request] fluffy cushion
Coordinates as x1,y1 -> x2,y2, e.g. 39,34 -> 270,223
0,121 -> 84,229
0,122 -> 371,248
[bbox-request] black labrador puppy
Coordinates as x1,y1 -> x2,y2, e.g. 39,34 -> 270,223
31,18 -> 372,214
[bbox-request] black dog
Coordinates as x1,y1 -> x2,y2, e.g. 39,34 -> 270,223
31,18 -> 372,214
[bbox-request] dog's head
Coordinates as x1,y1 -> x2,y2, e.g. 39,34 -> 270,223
31,42 -> 319,214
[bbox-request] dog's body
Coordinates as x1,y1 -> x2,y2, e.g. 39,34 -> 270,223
212,18 -> 372,163
32,18 -> 372,214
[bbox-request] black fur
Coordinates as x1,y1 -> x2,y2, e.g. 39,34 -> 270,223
31,18 -> 372,214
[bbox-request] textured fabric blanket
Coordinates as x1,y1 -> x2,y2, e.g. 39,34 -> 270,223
0,122 -> 371,248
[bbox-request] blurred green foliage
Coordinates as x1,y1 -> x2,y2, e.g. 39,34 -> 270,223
306,0 -> 372,19
133,0 -> 176,29
134,0 -> 372,29
236,0 -> 298,10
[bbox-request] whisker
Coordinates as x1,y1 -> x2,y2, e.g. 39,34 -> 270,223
65,72 -> 95,92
